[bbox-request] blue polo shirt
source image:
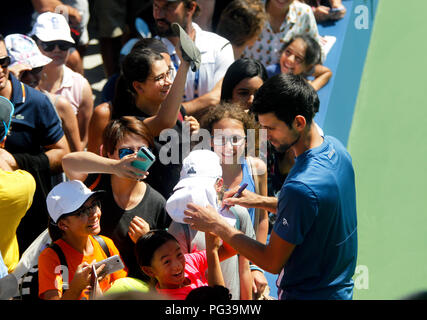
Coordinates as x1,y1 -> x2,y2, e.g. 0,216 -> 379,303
273,136 -> 358,300
4,74 -> 63,154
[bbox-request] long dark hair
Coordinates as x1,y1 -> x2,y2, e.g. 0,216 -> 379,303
112,48 -> 164,119
220,58 -> 268,103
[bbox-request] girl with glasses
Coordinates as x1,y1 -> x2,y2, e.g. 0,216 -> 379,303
39,180 -> 127,300
200,103 -> 269,299
200,103 -> 268,242
87,37 -> 199,200
62,116 -> 172,281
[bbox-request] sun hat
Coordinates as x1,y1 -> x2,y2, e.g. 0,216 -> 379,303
29,12 -> 75,44
165,150 -> 236,226
0,96 -> 14,142
46,180 -> 104,223
5,34 -> 52,69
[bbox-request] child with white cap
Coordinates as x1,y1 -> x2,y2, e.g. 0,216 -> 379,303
29,12 -> 93,148
166,149 -> 255,300
38,180 -> 127,300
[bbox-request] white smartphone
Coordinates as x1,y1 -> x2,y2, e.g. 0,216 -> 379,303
94,255 -> 125,277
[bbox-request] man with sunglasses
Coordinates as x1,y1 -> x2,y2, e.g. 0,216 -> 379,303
0,33 -> 69,254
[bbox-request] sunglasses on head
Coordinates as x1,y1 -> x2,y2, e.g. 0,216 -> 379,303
40,41 -> 73,52
0,56 -> 11,68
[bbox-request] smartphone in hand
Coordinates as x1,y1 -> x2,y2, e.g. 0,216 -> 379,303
94,255 -> 125,277
131,146 -> 156,173
89,264 -> 99,300
329,6 -> 345,17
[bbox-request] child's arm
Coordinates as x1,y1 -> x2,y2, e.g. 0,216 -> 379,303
205,232 -> 225,287
238,255 -> 252,300
218,236 -> 238,261
143,43 -> 190,137
308,64 -> 333,91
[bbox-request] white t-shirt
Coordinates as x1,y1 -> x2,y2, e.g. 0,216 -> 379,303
159,22 -> 234,101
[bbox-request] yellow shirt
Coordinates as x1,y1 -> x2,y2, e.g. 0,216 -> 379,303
0,169 -> 36,272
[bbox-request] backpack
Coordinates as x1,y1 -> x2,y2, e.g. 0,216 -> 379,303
15,235 -> 110,300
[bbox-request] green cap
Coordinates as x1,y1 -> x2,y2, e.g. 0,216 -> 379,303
171,22 -> 201,72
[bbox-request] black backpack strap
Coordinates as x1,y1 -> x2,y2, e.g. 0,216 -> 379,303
49,243 -> 67,268
49,243 -> 69,292
93,235 -> 110,258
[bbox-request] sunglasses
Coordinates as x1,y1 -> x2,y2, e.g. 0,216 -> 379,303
118,146 -> 148,159
212,135 -> 246,146
68,199 -> 101,219
0,56 -> 11,68
40,41 -> 73,52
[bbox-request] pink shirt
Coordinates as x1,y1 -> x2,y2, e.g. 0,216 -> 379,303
55,65 -> 88,114
156,250 -> 208,300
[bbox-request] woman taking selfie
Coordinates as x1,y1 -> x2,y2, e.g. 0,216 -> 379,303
62,116 -> 171,280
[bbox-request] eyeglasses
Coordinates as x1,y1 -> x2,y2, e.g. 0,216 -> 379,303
69,199 -> 101,219
283,48 -> 305,64
118,146 -> 148,159
40,41 -> 73,52
147,69 -> 173,85
212,135 -> 246,146
0,56 -> 11,68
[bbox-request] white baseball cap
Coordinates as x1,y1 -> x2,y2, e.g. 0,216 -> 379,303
5,34 -> 52,69
29,12 -> 75,44
166,150 -> 236,226
46,180 -> 104,223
